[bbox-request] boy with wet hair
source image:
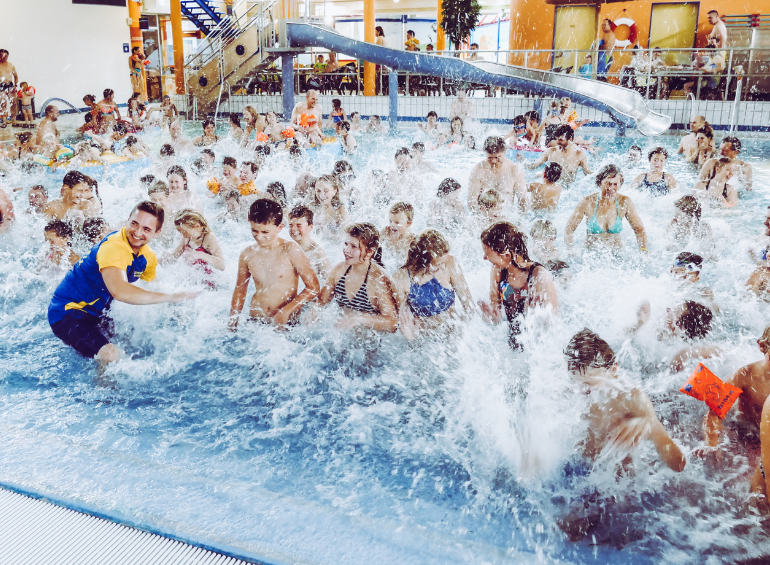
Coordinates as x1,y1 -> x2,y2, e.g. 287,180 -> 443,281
207,156 -> 238,197
381,201 -> 416,266
229,199 -> 320,330
288,205 -> 331,283
560,329 -> 686,538
238,161 -> 259,196
43,219 -> 80,269
477,189 -> 505,229
670,251 -> 718,312
410,141 -> 436,173
527,161 -> 562,212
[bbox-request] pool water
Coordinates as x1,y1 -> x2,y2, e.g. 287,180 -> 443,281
1,118 -> 770,564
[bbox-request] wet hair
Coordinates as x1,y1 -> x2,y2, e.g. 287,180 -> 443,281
248,198 -> 283,225
82,217 -> 108,241
113,123 -> 128,136
629,144 -> 642,153
223,188 -> 240,202
546,259 -> 569,275
674,252 -> 703,270
289,145 -> 303,158
201,148 -> 215,159
648,147 -> 668,160
174,208 -> 210,236
266,182 -> 287,208
254,144 -> 271,158
29,184 -> 47,196
404,229 -> 450,272
83,94 -> 96,104
140,174 -> 156,188
530,219 -> 556,239
166,165 -> 188,190
513,115 -> 526,127
131,200 -> 165,231
350,111 -> 360,119
337,120 -> 351,132
202,118 -> 215,130
125,135 -> 137,147
407,29 -> 415,36
160,144 -> 175,157
62,170 -> 88,189
148,180 -> 169,197
676,301 -> 713,340
481,221 -> 530,263
376,26 -> 384,36
483,136 -> 505,154
564,328 -> 616,373
103,89 -> 114,99
229,113 -> 240,128
44,219 -> 73,241
395,147 -> 410,159
708,9 -> 719,16
412,142 -> 425,154
241,161 -> 258,175
289,205 -> 314,225
370,115 -> 381,123
595,164 -> 624,187
222,156 -> 237,168
544,162 -> 562,183
450,116 -> 464,132
243,106 -> 259,126
554,124 -> 574,140
698,124 -> 714,140
314,174 -> 342,208
759,325 -> 770,354
346,222 -> 380,254
44,105 -> 57,117
333,160 -> 354,177
524,110 -> 540,123
427,111 -> 437,119
479,189 -> 503,210
713,156 -> 732,172
722,136 -> 741,152
83,175 -> 101,203
16,131 -> 32,143
331,98 -> 342,110
675,195 -> 701,220
389,201 -> 415,223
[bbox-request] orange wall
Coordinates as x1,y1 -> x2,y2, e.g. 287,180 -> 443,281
509,0 -> 768,66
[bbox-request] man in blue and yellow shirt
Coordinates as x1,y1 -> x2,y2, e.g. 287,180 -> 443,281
48,201 -> 199,366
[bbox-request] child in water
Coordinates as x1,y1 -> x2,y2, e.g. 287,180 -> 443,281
41,219 -> 80,271
167,209 -> 225,289
288,205 -> 331,283
229,199 -> 320,329
325,98 -> 346,130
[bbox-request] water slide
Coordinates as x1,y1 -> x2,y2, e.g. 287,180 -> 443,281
284,22 -> 672,136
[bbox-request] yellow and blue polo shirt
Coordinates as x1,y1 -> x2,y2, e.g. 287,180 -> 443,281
48,228 -> 157,325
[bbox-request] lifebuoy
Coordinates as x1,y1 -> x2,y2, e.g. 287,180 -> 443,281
610,16 -> 637,49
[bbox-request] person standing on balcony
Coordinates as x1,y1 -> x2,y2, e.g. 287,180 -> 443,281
596,19 -> 615,82
707,11 -> 727,50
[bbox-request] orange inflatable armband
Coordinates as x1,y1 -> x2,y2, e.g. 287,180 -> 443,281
256,131 -> 269,142
299,114 -> 317,128
281,127 -> 295,139
680,363 -> 742,419
206,177 -> 220,195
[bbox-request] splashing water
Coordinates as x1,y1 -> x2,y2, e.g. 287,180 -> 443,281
1,117 -> 770,564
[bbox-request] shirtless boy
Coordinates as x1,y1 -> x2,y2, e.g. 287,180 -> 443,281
291,89 -> 323,146
229,199 -> 320,329
468,136 -> 526,214
678,116 -> 706,160
380,202 -> 416,266
44,171 -> 102,223
527,125 -> 591,183
560,329 -> 686,540
696,326 -> 770,461
527,162 -> 562,212
288,205 -> 331,283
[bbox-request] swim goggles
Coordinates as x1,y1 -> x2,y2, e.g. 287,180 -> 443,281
673,259 -> 698,272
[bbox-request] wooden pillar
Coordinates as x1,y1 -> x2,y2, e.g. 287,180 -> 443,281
170,0 -> 186,94
364,0 -> 376,96
128,0 -> 147,101
437,0 -> 446,51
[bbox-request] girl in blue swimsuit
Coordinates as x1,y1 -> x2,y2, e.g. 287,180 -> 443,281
479,222 -> 558,349
392,229 -> 475,341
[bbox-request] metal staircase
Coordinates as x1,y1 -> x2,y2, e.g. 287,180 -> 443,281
180,0 -> 224,36
183,0 -> 282,115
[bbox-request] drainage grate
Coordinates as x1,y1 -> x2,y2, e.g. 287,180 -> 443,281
0,486 -> 257,565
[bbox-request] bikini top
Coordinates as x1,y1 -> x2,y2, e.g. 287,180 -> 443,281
498,263 -> 542,322
335,264 -> 377,314
407,272 -> 455,318
641,172 -> 668,195
586,194 -> 623,235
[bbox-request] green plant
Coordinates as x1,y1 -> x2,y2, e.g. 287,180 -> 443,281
440,0 -> 481,50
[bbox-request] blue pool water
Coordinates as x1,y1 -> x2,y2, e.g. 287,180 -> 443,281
1,119 -> 770,564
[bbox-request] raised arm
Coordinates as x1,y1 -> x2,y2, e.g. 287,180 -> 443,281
228,250 -> 252,331
526,151 -> 550,171
624,197 -> 648,252
628,173 -> 645,191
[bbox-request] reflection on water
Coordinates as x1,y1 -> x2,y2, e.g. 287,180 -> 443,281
1,119 -> 770,564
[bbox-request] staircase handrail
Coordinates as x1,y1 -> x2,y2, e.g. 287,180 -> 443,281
184,0 -> 280,71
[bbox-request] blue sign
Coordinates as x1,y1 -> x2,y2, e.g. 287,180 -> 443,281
123,43 -> 130,53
